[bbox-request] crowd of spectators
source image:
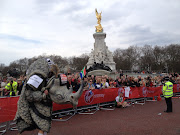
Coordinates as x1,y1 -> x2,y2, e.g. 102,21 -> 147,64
66,72 -> 180,91
0,72 -> 179,97
0,75 -> 25,97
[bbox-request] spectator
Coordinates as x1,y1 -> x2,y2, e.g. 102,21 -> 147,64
116,78 -> 122,87
121,78 -> 126,87
138,75 -> 142,82
88,79 -> 95,90
66,75 -> 72,89
113,82 -> 117,87
72,78 -> 80,92
127,77 -> 134,87
109,82 -> 114,88
104,75 -> 109,83
156,78 -> 162,86
0,77 -> 7,96
101,76 -> 109,88
152,76 -> 157,87
5,77 -> 17,97
87,75 -> 92,81
17,79 -> 23,95
109,81 -> 116,88
133,78 -> 140,87
94,78 -> 102,89
124,78 -> 128,86
115,92 -> 128,108
83,77 -> 89,90
91,75 -> 96,84
13,77 -> 17,82
170,77 -> 175,84
139,78 -> 146,87
146,76 -> 153,87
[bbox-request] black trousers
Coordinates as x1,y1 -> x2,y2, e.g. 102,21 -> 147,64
165,97 -> 172,112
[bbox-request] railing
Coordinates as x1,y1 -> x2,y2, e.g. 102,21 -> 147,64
0,84 -> 179,134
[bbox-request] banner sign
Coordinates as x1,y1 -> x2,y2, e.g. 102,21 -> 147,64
0,84 -> 179,123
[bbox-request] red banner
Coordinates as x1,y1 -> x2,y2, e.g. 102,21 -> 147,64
0,97 -> 19,123
173,84 -> 179,93
0,84 -> 179,123
0,97 -> 9,123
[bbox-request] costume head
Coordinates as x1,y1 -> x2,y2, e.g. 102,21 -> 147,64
26,58 -> 59,79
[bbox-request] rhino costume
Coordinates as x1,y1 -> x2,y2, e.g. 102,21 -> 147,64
15,58 -> 84,134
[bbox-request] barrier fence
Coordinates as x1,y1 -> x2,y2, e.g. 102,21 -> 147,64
0,84 -> 179,133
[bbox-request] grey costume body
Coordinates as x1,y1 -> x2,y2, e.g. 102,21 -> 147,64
15,58 -> 84,134
14,58 -> 54,133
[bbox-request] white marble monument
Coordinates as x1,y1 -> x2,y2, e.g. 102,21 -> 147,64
86,32 -> 116,71
86,9 -> 116,79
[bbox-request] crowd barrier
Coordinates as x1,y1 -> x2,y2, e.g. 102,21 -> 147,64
0,84 -> 179,124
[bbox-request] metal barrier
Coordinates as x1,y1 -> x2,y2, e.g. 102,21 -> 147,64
51,98 -> 145,120
146,97 -> 157,102
9,121 -> 18,131
52,102 -> 116,119
134,98 -> 146,105
0,121 -> 18,135
174,92 -> 180,97
52,109 -> 76,121
1,85 -> 179,133
99,102 -> 115,111
78,104 -> 99,115
52,98 -> 146,121
0,122 -> 7,135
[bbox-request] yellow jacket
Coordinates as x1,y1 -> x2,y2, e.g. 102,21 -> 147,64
163,81 -> 173,98
5,81 -> 18,96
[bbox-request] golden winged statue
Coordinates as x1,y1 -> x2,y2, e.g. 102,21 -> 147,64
95,8 -> 103,32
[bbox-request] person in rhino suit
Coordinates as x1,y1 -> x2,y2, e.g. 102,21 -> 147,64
15,58 -> 59,135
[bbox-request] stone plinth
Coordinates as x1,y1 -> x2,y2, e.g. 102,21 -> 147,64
86,32 -> 116,72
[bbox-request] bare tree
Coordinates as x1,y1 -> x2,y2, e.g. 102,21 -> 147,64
69,54 -> 89,72
153,46 -> 166,71
49,55 -> 68,72
0,44 -> 179,76
113,46 -> 140,71
139,45 -> 155,72
0,63 -> 5,71
165,44 -> 180,72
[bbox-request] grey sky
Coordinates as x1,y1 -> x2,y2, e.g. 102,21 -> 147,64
0,0 -> 180,65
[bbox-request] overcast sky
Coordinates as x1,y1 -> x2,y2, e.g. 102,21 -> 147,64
0,0 -> 180,65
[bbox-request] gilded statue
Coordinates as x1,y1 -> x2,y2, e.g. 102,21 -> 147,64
95,8 -> 103,32
95,8 -> 102,24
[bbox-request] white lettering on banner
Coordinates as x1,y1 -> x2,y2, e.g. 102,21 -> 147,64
148,90 -> 155,94
94,94 -> 105,98
27,75 -> 43,88
125,87 -> 131,97
84,90 -> 105,104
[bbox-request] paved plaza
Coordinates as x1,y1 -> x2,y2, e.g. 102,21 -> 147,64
6,98 -> 180,135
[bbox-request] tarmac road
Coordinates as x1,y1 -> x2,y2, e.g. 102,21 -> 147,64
5,98 -> 180,135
